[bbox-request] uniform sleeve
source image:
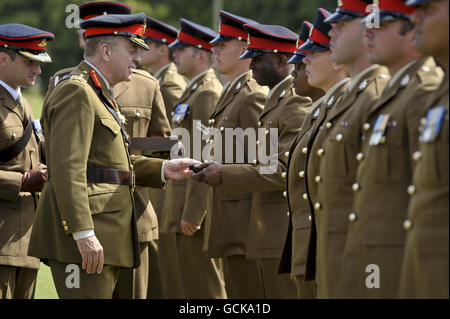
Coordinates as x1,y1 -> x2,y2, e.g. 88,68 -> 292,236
0,171 -> 23,201
133,155 -> 165,188
161,80 -> 186,115
46,82 -> 96,234
221,95 -> 311,194
147,81 -> 171,138
182,88 -> 221,224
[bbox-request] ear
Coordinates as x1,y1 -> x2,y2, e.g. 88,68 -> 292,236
159,44 -> 168,57
0,52 -> 8,67
278,54 -> 288,67
100,42 -> 112,62
406,28 -> 418,51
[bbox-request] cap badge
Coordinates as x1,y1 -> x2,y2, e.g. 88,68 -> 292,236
38,39 -> 47,48
338,0 -> 343,7
309,27 -> 314,38
373,0 -> 379,6
247,34 -> 251,45
142,24 -> 146,36
296,38 -> 300,48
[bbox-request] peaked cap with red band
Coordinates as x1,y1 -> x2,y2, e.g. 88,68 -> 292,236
80,12 -> 149,50
210,10 -> 259,45
362,0 -> 415,23
0,23 -> 54,63
325,0 -> 373,23
144,17 -> 178,45
240,23 -> 298,59
79,1 -> 132,21
169,19 -> 217,52
299,8 -> 333,52
288,21 -> 313,64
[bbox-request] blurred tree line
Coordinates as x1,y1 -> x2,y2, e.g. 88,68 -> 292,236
0,0 -> 334,94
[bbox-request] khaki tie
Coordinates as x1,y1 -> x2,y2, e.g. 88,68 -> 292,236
17,94 -> 25,115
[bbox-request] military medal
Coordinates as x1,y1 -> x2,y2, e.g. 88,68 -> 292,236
172,104 -> 190,123
420,106 -> 446,143
369,114 -> 390,146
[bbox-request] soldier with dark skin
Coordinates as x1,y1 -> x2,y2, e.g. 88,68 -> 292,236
0,24 -> 53,299
399,0 -> 449,299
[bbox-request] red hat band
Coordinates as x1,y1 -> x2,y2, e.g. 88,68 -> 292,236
220,24 -> 248,40
377,0 -> 415,15
248,36 -> 297,53
339,0 -> 370,15
85,24 -> 144,38
0,36 -> 52,50
145,29 -> 176,44
309,28 -> 330,45
178,31 -> 213,51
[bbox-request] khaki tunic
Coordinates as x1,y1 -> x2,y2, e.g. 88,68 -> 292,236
399,73 -> 449,299
114,69 -> 171,242
28,61 -> 166,268
278,78 -> 350,279
306,65 -> 390,298
0,86 -> 41,269
337,57 -> 443,299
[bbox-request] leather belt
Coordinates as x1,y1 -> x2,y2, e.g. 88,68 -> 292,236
86,168 -> 134,187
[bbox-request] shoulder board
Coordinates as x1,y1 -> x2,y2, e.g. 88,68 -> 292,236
132,68 -> 157,81
247,79 -> 269,95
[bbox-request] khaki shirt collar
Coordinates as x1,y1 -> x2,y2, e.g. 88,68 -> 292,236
267,75 -> 292,100
186,68 -> 213,90
154,63 -> 172,79
0,79 -> 20,101
387,59 -> 419,88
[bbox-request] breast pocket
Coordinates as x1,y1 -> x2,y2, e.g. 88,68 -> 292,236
94,117 -> 125,165
121,107 -> 152,137
88,191 -> 123,215
325,126 -> 358,177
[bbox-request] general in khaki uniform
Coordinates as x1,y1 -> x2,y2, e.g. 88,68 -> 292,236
0,25 -> 53,299
28,13 -> 194,299
278,14 -> 351,299
305,4 -> 390,298
337,1 -> 444,299
157,19 -> 226,299
399,0 -> 449,299
201,12 -> 267,299
113,68 -> 171,299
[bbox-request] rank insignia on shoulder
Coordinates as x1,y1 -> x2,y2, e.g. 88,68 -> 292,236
313,108 -> 320,118
90,69 -> 102,88
369,114 -> 390,146
236,82 -> 241,90
420,106 -> 446,143
172,104 -> 190,123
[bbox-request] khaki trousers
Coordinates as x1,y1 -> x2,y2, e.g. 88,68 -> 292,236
0,265 -> 37,299
223,255 -> 264,299
295,275 -> 316,299
256,259 -> 297,299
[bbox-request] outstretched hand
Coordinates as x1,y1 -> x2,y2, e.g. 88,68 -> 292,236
193,162 -> 223,187
164,158 -> 202,180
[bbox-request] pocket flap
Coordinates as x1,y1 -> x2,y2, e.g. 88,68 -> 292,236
100,118 -> 120,136
88,191 -> 123,215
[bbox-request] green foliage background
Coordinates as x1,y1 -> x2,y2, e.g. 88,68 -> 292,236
0,0 -> 334,95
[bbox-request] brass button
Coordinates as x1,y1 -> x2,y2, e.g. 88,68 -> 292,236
220,126 -> 224,132
336,133 -> 343,142
265,129 -> 270,135
299,171 -> 305,178
171,112 -> 175,116
303,193 -> 308,201
211,119 -> 216,124
63,226 -> 69,231
285,152 -> 290,158
315,176 -> 322,183
352,183 -> 360,192
349,212 -> 357,222
314,202 -> 321,211
258,121 -> 262,127
286,211 -> 290,217
380,136 -> 386,144
130,164 -> 134,170
326,122 -> 332,129
302,147 -> 308,154
208,119 -> 213,125
252,159 -> 258,166
281,172 -> 287,178
363,123 -> 371,131
413,151 -> 422,162
317,149 -> 325,157
256,140 -> 260,145
407,185 -> 416,195
283,191 -> 287,198
356,153 -> 364,161
308,215 -> 312,222
62,221 -> 67,226
12,133 -> 17,138
420,118 -> 427,126
403,220 -> 413,230
30,148 -> 36,153
136,112 -> 141,118
206,139 -> 211,144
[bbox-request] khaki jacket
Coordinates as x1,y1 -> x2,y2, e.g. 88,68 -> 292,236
0,86 -> 42,269
28,61 -> 166,268
114,69 -> 171,242
278,78 -> 350,278
337,57 -> 444,298
399,74 -> 449,299
218,76 -> 311,260
203,71 -> 267,258
159,69 -> 222,234
306,65 -> 390,298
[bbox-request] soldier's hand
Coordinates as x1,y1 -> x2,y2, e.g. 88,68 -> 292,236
21,169 -> 48,193
181,220 -> 201,236
76,235 -> 104,275
194,162 -> 223,187
164,158 -> 202,180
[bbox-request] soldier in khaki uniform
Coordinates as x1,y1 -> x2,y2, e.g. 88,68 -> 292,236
157,19 -> 226,299
337,0 -> 444,299
304,2 -> 391,298
278,13 -> 350,299
0,24 -> 53,299
28,13 -> 198,299
195,11 -> 267,299
140,18 -> 187,298
399,0 -> 449,299
196,22 -> 308,299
